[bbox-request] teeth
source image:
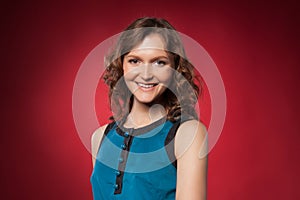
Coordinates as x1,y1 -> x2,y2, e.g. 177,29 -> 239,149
137,83 -> 156,88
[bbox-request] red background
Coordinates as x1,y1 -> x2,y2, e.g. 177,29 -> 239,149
2,0 -> 299,199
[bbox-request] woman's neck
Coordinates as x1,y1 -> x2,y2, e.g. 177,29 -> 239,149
124,98 -> 166,128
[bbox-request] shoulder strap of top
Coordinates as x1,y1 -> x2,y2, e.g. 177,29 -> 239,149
104,121 -> 116,136
164,120 -> 180,168
96,121 -> 116,156
164,117 -> 193,168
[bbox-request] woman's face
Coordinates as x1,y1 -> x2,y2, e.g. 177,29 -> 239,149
123,33 -> 173,104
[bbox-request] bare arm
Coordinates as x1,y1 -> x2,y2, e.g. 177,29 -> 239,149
91,124 -> 108,168
175,120 -> 208,200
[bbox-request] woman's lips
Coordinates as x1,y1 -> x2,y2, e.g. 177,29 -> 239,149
136,82 -> 159,91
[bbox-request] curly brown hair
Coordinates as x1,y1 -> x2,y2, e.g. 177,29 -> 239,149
102,17 -> 202,122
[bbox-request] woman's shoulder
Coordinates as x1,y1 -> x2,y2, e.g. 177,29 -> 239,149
177,119 -> 207,134
91,124 -> 108,142
91,120 -> 116,141
174,119 -> 208,159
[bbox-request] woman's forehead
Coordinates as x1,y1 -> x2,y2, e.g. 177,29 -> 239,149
131,33 -> 166,51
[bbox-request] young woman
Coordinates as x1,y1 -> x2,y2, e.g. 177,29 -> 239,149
91,17 -> 208,200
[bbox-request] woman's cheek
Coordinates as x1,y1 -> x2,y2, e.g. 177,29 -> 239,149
158,67 -> 174,86
123,70 -> 138,92
124,65 -> 140,76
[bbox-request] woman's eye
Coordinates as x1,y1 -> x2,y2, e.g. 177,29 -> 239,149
153,60 -> 167,66
128,59 -> 140,64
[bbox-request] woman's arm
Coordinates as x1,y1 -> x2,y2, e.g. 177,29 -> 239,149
91,124 -> 108,168
175,120 -> 208,200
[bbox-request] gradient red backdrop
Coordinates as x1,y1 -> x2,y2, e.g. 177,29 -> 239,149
2,0 -> 299,199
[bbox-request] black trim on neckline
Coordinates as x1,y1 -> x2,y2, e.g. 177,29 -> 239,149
116,116 -> 167,136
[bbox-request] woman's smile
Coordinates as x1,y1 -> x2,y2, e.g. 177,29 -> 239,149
136,82 -> 159,90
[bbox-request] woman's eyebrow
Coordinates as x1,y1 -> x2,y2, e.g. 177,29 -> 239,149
125,54 -> 169,62
150,56 -> 170,61
125,54 -> 142,59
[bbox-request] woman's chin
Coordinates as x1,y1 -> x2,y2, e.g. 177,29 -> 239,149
134,95 -> 156,104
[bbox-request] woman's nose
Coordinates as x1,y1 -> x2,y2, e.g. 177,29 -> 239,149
141,63 -> 153,81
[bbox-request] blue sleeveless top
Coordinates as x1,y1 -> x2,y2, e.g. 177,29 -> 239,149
90,117 -> 182,200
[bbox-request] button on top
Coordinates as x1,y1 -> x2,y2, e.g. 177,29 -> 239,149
121,144 -> 127,150
118,157 -> 124,163
115,170 -> 121,176
113,184 -> 119,190
124,132 -> 129,138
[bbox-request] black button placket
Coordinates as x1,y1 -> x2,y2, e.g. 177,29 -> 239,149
114,128 -> 134,194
